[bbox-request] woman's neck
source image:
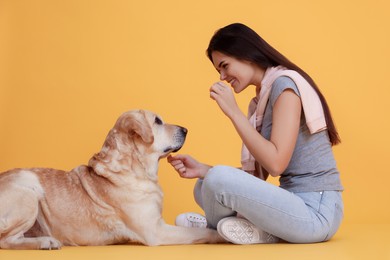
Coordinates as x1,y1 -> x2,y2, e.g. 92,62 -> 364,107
253,66 -> 267,95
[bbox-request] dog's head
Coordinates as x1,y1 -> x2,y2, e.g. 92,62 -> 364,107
89,110 -> 187,180
114,110 -> 187,156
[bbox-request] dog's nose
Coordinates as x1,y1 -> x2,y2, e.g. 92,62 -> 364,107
181,127 -> 188,134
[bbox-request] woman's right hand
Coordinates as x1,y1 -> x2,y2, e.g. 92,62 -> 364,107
167,154 -> 211,179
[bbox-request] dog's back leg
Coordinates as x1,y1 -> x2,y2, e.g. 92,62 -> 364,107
0,171 -> 61,250
0,188 -> 61,250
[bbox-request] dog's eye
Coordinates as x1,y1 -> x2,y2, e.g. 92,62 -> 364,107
155,117 -> 163,125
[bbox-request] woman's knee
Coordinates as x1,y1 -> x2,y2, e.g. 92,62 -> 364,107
192,166 -> 234,209
203,165 -> 237,192
193,179 -> 204,208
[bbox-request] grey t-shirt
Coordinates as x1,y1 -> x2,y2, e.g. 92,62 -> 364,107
260,76 -> 343,192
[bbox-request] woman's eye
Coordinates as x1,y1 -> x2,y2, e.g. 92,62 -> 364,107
155,117 -> 163,125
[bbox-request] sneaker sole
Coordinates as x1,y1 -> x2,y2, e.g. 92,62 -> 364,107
217,217 -> 277,244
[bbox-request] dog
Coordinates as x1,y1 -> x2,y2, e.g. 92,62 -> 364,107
0,110 -> 223,249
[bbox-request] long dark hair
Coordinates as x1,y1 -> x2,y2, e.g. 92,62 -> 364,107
207,23 -> 340,145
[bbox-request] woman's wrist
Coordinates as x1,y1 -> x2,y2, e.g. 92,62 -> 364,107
198,164 -> 212,179
229,109 -> 246,122
229,109 -> 247,127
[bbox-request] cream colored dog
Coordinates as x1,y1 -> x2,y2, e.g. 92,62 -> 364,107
0,110 -> 222,250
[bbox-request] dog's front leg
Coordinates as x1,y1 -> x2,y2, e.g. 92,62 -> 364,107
143,223 -> 225,246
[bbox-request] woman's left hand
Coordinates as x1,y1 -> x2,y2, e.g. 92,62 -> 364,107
210,81 -> 240,119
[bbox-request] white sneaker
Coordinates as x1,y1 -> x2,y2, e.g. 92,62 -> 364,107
217,217 -> 279,244
175,212 -> 207,228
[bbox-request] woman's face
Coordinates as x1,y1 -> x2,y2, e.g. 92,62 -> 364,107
211,51 -> 262,93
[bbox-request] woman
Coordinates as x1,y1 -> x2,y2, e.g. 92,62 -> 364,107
167,23 -> 343,244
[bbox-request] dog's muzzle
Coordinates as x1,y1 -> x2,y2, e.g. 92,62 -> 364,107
164,126 -> 188,153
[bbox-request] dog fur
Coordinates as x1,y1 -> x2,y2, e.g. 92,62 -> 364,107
0,110 -> 223,249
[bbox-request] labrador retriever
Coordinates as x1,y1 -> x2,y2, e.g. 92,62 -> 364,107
0,110 -> 222,249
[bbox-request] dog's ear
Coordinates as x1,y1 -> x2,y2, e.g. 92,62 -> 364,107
119,110 -> 154,144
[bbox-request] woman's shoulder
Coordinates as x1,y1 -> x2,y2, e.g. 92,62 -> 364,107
269,76 -> 300,106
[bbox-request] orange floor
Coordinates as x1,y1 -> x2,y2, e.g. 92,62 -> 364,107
1,223 -> 389,260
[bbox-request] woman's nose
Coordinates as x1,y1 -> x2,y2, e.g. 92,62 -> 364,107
219,71 -> 226,80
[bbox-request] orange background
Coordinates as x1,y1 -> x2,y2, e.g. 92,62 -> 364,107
0,0 -> 389,231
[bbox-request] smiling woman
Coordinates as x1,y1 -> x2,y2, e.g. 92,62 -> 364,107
169,23 -> 344,245
211,51 -> 264,94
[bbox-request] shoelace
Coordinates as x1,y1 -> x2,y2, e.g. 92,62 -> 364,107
187,215 -> 207,228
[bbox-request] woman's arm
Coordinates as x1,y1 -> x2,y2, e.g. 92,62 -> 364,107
167,154 -> 211,179
210,83 -> 301,177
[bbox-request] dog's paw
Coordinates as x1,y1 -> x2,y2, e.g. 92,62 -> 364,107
209,229 -> 228,244
39,237 -> 62,250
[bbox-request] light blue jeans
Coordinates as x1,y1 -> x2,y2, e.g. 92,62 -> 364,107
194,165 -> 344,243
